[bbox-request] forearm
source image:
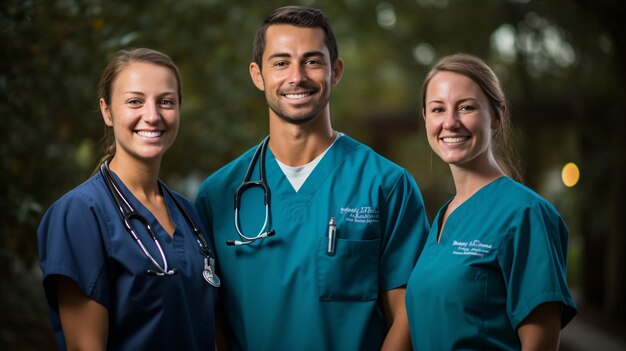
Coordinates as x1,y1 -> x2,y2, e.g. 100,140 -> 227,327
518,302 -> 561,351
380,311 -> 411,351
57,276 -> 108,350
380,288 -> 412,351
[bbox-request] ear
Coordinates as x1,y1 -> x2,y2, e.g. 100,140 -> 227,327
100,98 -> 113,127
491,103 -> 505,130
250,62 -> 265,91
331,58 -> 344,86
422,108 -> 426,121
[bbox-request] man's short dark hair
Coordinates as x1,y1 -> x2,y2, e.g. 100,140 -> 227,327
252,6 -> 339,68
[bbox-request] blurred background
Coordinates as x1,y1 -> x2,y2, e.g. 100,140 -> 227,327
1,0 -> 624,349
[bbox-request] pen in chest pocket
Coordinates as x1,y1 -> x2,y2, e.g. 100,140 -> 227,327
327,217 -> 336,256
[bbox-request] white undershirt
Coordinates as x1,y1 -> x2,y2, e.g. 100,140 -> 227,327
276,132 -> 343,192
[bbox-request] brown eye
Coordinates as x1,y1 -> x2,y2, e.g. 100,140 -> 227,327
431,107 -> 444,113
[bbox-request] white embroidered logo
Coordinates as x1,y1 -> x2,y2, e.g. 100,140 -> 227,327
451,240 -> 493,257
340,206 -> 379,224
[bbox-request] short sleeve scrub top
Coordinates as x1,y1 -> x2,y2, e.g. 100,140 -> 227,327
406,177 -> 576,350
195,135 -> 430,351
38,171 -> 217,351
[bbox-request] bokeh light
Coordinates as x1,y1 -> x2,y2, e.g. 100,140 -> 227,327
561,162 -> 580,187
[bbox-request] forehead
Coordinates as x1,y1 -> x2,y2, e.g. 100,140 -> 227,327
426,71 -> 486,101
113,62 -> 177,92
263,24 -> 328,58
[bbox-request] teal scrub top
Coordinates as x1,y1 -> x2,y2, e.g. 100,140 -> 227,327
196,135 -> 430,351
406,177 -> 577,350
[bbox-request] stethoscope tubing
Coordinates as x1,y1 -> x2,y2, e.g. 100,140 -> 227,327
100,161 -> 174,275
229,137 -> 276,246
100,161 -> 214,276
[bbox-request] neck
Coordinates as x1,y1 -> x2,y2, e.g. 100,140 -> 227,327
108,155 -> 162,200
268,109 -> 335,166
449,154 -> 505,203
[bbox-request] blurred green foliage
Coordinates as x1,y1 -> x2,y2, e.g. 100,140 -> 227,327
1,0 -> 625,348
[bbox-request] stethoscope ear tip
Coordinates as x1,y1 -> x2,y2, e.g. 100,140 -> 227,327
226,239 -> 253,246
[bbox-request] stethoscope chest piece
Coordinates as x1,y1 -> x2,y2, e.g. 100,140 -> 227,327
203,256 -> 221,287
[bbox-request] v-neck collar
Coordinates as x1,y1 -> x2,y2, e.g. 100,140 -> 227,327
106,170 -> 182,242
435,176 -> 509,245
264,135 -> 359,199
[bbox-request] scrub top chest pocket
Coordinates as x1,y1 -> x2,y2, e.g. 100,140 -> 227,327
316,234 -> 380,301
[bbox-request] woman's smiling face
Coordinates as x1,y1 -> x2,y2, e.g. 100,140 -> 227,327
423,71 -> 499,169
100,61 -> 180,163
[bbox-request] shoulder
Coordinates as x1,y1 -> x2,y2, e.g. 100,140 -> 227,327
44,174 -> 108,215
489,178 -> 567,245
492,177 -> 560,215
38,174 -> 112,243
339,134 -> 411,180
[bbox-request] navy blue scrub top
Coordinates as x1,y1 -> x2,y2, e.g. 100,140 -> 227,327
38,171 -> 217,351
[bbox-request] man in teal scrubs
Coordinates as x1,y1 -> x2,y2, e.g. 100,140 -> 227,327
195,5 -> 429,350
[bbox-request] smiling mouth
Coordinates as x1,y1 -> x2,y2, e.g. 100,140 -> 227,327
137,130 -> 163,138
442,136 -> 469,143
284,92 -> 314,99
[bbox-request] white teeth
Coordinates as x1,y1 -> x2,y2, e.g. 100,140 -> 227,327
442,137 -> 468,143
137,130 -> 162,138
285,93 -> 312,99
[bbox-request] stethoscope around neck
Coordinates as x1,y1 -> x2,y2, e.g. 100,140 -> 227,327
99,161 -> 220,287
227,136 -> 276,246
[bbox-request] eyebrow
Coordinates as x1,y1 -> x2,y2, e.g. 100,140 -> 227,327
267,51 -> 327,61
426,97 -> 480,105
122,91 -> 177,96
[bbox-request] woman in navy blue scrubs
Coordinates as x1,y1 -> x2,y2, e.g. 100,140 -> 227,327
38,48 -> 217,350
406,53 -> 577,350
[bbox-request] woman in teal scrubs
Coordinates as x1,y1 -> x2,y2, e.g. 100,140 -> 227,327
406,53 -> 577,350
38,48 -> 217,350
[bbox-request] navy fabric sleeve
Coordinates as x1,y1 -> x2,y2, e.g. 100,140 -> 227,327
497,199 -> 577,330
378,170 -> 430,291
38,191 -> 111,310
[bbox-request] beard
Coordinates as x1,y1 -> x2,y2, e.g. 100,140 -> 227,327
268,103 -> 325,125
265,84 -> 330,125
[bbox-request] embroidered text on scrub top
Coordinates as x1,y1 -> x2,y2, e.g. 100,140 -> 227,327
451,240 -> 493,257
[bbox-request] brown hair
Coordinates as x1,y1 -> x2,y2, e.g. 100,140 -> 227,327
252,6 -> 339,68
421,53 -> 523,182
95,48 -> 182,168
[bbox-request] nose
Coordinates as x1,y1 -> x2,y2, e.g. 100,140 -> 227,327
442,110 -> 460,130
287,64 -> 307,85
143,101 -> 161,123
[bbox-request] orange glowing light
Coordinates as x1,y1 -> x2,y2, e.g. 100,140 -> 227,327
561,162 -> 580,187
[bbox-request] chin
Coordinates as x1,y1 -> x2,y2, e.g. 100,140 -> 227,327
278,113 -> 317,125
